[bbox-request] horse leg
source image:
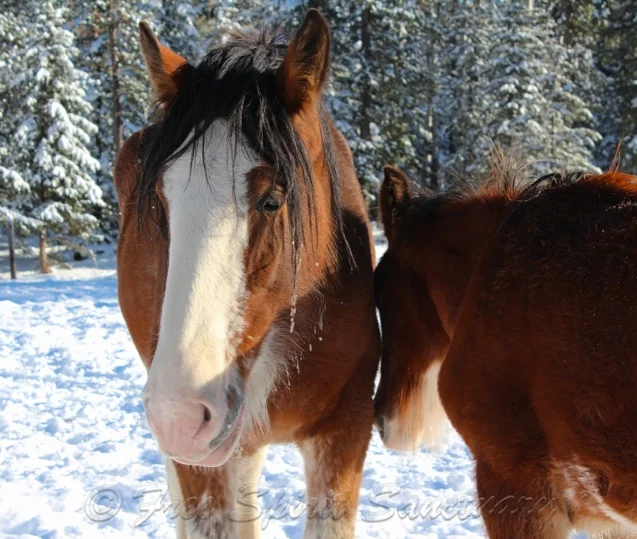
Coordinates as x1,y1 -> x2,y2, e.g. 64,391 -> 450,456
165,459 -> 190,539
475,458 -> 572,539
173,462 -> 238,539
236,446 -> 269,539
298,429 -> 369,539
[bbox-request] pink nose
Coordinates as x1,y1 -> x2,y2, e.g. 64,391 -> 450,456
144,397 -> 221,459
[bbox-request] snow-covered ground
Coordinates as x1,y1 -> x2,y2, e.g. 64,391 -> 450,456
0,233 -> 587,538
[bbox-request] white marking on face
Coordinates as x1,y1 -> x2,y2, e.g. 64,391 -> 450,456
145,120 -> 257,407
383,360 -> 449,452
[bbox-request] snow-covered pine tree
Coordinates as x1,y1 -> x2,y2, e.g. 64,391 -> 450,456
74,0 -> 164,236
545,0 -> 609,172
368,0 -> 438,187
0,167 -> 43,236
197,0 -> 281,49
160,0 -> 202,62
1,11 -> 21,226
73,0 -> 120,235
493,3 -> 600,175
437,1 -> 499,181
290,0 -> 438,205
0,10 -> 18,159
599,0 -> 637,172
0,6 -> 41,234
290,0 -> 376,200
547,31 -> 605,172
76,0 -> 160,147
409,1 -> 445,189
105,0 -> 161,143
5,0 -> 105,268
440,2 -> 600,179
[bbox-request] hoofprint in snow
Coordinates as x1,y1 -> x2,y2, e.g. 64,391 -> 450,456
0,232 -> 587,539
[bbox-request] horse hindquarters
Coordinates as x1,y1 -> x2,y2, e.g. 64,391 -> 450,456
438,350 -> 571,539
437,279 -> 574,539
436,247 -> 637,537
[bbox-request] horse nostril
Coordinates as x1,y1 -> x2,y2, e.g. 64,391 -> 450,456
226,384 -> 244,411
203,406 -> 211,422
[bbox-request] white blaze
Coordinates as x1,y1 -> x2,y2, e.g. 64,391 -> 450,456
146,121 -> 257,401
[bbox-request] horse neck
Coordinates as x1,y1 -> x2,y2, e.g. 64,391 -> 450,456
411,195 -> 510,338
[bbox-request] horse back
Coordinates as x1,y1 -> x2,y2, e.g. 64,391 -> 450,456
440,173 -> 637,524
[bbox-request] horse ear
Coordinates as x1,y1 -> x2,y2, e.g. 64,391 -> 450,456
277,9 -> 330,114
380,165 -> 411,243
139,21 -> 191,105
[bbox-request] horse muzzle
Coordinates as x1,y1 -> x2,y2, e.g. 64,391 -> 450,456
143,383 -> 245,467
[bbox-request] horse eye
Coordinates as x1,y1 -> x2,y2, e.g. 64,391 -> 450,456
257,192 -> 283,214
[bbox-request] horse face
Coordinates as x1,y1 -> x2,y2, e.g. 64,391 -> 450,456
144,122 -> 281,467
136,12 -> 331,467
374,167 -> 448,452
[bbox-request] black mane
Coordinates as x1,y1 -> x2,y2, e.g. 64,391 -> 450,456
137,27 -> 343,277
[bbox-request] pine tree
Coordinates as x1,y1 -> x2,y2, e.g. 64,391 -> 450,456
548,0 -> 601,46
437,2 -> 495,181
73,0 -> 120,236
160,0 -> 202,62
599,0 -> 637,172
116,1 -> 161,136
439,2 -> 600,179
367,1 -> 438,187
289,1 -> 439,205
5,0 -> 105,262
0,167 -> 43,235
76,0 -> 159,145
74,0 -> 163,236
0,6 -> 37,232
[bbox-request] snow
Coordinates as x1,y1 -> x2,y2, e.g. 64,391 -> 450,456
0,236 -> 589,538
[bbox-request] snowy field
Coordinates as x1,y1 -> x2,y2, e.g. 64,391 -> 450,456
0,233 -> 586,538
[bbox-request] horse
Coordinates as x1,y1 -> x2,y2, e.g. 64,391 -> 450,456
373,155 -> 637,539
113,10 -> 380,538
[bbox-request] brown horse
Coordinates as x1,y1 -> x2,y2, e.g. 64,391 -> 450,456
114,10 -> 380,538
374,156 -> 637,538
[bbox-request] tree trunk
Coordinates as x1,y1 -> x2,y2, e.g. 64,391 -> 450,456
109,0 -> 123,154
430,108 -> 440,190
426,32 -> 440,190
8,217 -> 17,279
563,1 -> 574,46
359,7 -> 372,141
39,226 -> 51,274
